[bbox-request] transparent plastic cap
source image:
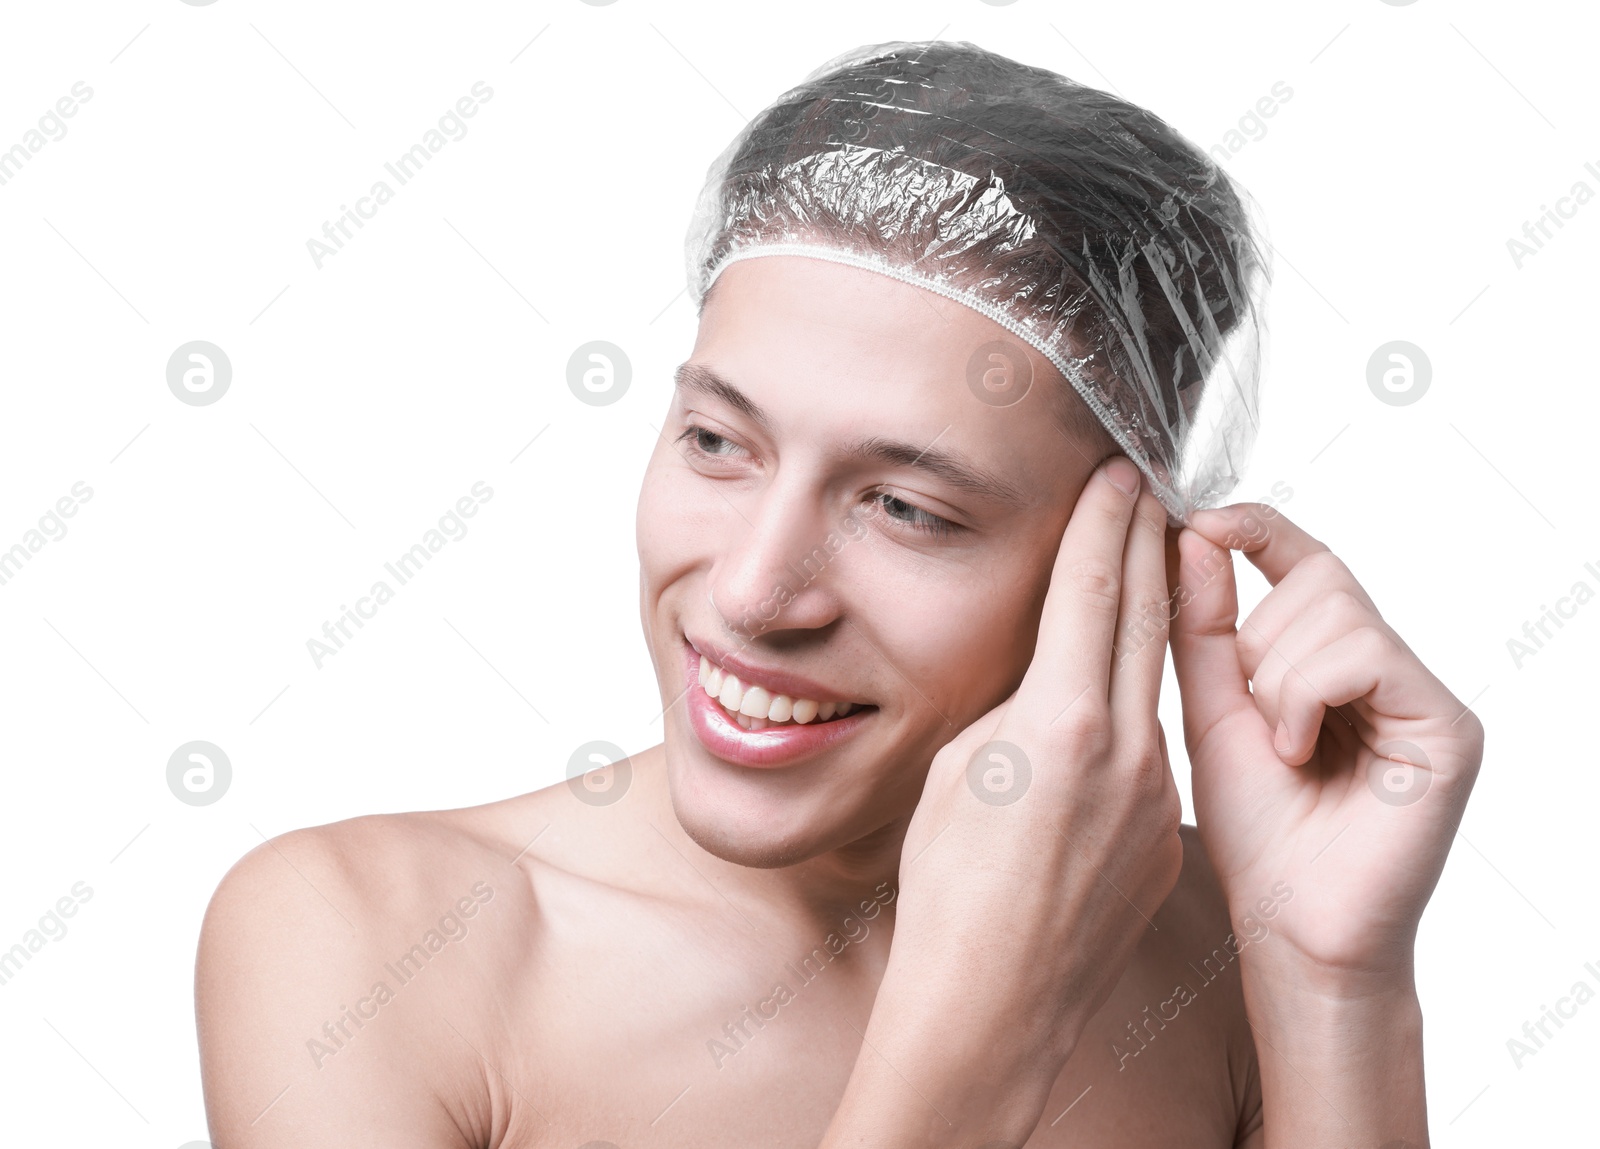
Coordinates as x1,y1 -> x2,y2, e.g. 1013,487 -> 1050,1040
685,39 -> 1273,524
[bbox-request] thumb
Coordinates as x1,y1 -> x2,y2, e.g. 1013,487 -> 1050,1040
1168,526 -> 1257,757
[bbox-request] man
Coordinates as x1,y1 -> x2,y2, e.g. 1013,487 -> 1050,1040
197,41 -> 1481,1147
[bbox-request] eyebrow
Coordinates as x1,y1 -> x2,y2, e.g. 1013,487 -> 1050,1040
673,362 -> 1030,509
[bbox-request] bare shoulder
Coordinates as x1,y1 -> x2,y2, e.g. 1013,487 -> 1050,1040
1146,824 -> 1268,1143
1090,823 -> 1254,1031
195,801 -> 540,1147
1053,825 -> 1266,1146
203,803 -> 532,924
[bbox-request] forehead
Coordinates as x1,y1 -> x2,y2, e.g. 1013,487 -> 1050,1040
697,255 -> 988,371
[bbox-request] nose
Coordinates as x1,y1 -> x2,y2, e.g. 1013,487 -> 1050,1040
706,480 -> 846,641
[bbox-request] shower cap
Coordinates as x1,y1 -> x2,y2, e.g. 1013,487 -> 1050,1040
684,39 -> 1273,523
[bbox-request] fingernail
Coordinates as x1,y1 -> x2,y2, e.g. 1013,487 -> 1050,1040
1104,457 -> 1140,495
1274,720 -> 1291,755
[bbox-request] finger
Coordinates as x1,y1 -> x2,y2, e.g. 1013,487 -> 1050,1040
1273,626 -> 1430,767
1234,578 -> 1399,714
1235,578 -> 1378,684
1109,485 -> 1170,728
1012,456 -> 1141,726
1186,503 -> 1335,590
1168,525 -> 1261,757
1268,626 -> 1460,766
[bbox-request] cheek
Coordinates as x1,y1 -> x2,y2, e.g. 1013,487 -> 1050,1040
867,553 -> 1043,719
636,456 -> 718,579
950,602 -> 1037,701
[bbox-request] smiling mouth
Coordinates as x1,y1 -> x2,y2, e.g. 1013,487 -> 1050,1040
695,653 -> 870,732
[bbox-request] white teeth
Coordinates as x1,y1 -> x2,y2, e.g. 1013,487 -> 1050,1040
695,650 -> 862,726
739,686 -> 772,717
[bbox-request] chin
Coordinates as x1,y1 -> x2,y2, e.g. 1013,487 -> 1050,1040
659,734 -> 859,869
663,763 -> 829,869
673,810 -> 822,870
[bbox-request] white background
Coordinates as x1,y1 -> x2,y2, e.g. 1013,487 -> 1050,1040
0,0 -> 1595,1143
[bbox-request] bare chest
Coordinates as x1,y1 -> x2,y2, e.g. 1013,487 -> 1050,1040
470,894 -> 1249,1148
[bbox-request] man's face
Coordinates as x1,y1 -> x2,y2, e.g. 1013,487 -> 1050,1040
636,255 -> 1114,868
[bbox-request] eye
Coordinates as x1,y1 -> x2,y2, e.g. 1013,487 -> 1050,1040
873,490 -> 956,539
675,423 -> 746,460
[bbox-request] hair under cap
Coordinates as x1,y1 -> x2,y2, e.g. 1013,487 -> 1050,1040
685,39 -> 1273,523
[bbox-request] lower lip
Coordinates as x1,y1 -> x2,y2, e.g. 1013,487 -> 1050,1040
682,641 -> 874,769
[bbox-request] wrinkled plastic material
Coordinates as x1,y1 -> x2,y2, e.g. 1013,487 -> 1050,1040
685,39 -> 1272,523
